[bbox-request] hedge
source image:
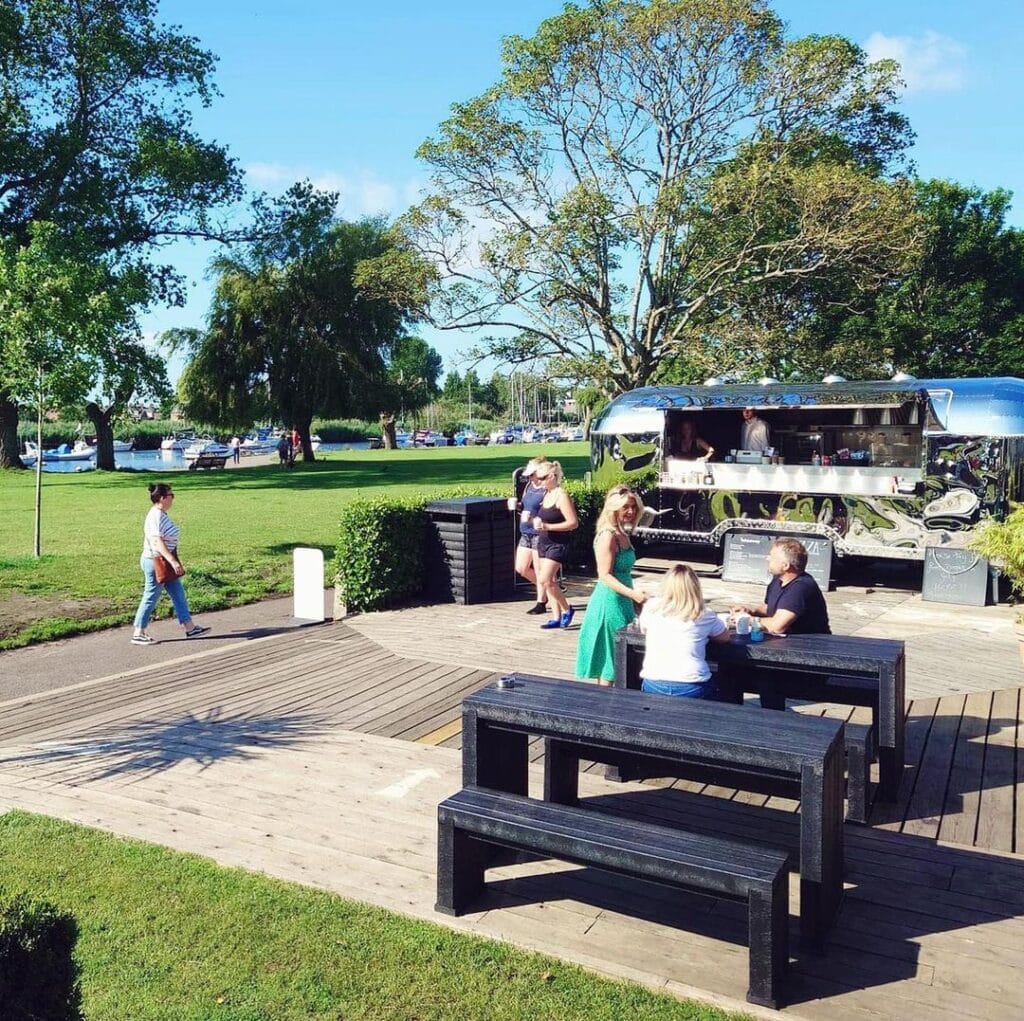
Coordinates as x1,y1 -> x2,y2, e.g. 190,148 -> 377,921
0,890 -> 81,1021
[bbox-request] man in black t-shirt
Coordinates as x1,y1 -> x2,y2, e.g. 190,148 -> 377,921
733,538 -> 830,635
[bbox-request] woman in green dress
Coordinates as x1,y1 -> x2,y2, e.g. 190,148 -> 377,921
575,486 -> 648,684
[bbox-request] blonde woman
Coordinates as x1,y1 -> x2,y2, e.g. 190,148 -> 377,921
575,486 -> 648,683
531,460 -> 578,628
508,456 -> 550,614
638,564 -> 731,697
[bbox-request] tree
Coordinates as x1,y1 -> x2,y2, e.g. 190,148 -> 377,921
403,0 -> 922,394
0,223 -> 134,551
178,185 -> 432,459
0,0 -> 241,466
374,335 -> 443,448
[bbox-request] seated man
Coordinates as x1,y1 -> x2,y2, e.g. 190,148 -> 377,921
733,537 -> 830,635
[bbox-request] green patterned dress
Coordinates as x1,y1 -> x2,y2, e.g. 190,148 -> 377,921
575,537 -> 637,682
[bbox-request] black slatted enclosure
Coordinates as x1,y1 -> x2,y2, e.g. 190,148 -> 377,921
424,497 -> 515,604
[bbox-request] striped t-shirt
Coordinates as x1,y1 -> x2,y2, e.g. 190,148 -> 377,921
143,506 -> 180,557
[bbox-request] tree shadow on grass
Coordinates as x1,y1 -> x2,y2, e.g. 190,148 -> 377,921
0,709 -> 333,782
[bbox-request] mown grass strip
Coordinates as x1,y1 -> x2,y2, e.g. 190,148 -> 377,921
0,811 -> 743,1021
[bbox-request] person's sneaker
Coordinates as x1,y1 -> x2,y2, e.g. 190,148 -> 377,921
131,633 -> 154,645
184,625 -> 210,638
559,607 -> 576,629
526,602 -> 547,615
540,618 -> 561,629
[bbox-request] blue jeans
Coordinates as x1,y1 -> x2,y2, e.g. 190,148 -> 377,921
133,556 -> 192,629
641,678 -> 721,699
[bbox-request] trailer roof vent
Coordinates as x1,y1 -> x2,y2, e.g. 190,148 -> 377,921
822,373 -> 847,384
757,376 -> 778,385
891,371 -> 916,382
703,376 -> 724,386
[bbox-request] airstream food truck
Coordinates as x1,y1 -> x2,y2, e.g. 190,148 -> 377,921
590,377 -> 1024,566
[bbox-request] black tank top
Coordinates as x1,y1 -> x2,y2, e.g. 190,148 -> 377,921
537,503 -> 565,526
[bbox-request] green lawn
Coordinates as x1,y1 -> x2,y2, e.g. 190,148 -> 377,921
0,811 -> 741,1021
0,445 -> 590,649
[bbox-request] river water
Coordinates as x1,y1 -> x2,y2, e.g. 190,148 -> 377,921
25,442 -> 370,473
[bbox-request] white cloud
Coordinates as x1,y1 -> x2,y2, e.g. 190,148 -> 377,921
864,30 -> 967,94
243,162 -> 423,218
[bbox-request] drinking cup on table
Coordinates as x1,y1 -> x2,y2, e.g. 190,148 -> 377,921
735,613 -> 751,636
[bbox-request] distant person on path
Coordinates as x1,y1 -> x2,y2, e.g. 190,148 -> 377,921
731,538 -> 831,636
638,564 -> 730,698
230,435 -> 241,464
740,407 -> 771,452
509,456 -> 550,614
575,486 -> 648,684
277,433 -> 292,467
131,483 -> 209,645
532,460 -> 578,629
290,428 -> 301,460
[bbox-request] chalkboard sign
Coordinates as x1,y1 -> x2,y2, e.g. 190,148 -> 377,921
922,547 -> 991,606
723,532 -> 833,591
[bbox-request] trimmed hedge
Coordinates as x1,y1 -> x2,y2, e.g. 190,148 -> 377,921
0,890 -> 81,1020
334,481 -> 615,611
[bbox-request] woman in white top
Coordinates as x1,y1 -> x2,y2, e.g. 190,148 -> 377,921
131,483 -> 209,645
638,564 -> 731,697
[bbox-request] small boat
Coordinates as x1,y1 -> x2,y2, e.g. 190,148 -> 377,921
310,434 -> 322,453
183,439 -> 231,461
161,430 -> 196,451
240,427 -> 281,454
25,440 -> 95,462
112,439 -> 135,452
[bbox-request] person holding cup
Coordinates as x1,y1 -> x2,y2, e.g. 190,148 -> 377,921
532,460 -> 578,629
508,456 -> 550,614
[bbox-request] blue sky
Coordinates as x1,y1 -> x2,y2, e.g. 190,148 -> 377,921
148,0 -> 1024,380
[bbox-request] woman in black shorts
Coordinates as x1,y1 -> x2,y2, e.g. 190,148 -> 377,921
531,460 -> 578,629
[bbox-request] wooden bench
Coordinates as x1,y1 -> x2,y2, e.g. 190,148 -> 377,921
436,785 -> 790,1008
187,453 -> 228,470
463,674 -> 844,947
614,627 -> 906,802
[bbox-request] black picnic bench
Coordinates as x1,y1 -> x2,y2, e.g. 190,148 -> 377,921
187,452 -> 229,470
614,628 -> 906,803
437,785 -> 790,1007
453,673 -> 844,953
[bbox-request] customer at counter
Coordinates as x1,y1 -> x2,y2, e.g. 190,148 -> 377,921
740,407 -> 771,452
732,538 -> 830,636
675,418 -> 714,460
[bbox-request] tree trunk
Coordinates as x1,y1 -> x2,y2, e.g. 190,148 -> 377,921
379,412 -> 397,449
581,406 -> 594,440
296,417 -> 315,461
86,401 -> 117,471
0,395 -> 26,469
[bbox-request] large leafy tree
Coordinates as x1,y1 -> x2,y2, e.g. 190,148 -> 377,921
0,0 -> 241,467
403,0 -> 922,393
178,185 -> 433,460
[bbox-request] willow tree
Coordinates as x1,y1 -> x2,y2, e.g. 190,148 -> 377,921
177,185 -> 433,460
404,0 -> 923,394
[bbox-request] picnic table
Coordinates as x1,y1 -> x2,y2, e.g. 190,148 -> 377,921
614,628 -> 906,801
461,673 -> 845,947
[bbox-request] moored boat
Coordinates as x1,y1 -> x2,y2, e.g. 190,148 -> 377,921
161,430 -> 196,451
183,439 -> 231,461
25,440 -> 95,462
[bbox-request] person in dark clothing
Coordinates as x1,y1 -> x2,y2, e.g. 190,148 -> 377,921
732,538 -> 830,635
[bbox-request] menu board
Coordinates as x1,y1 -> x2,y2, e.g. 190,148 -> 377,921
723,532 -> 833,591
922,547 -> 992,606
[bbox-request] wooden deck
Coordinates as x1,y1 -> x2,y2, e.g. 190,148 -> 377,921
1,581 -> 1023,1019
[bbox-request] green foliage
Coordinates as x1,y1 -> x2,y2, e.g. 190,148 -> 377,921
408,0 -> 918,392
334,498 -> 431,611
0,811 -> 738,1020
970,505 -> 1024,607
562,480 -> 606,569
0,888 -> 81,1020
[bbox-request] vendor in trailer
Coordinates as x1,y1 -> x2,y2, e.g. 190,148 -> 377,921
674,418 -> 714,460
740,406 -> 771,452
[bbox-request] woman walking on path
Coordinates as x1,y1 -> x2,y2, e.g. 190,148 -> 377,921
131,483 -> 209,645
575,486 -> 648,683
532,461 -> 578,629
509,456 -> 550,614
638,564 -> 730,698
